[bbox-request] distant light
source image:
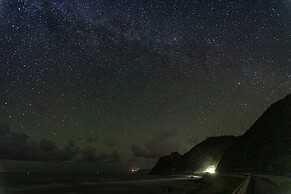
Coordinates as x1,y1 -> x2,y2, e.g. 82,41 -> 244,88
130,168 -> 139,173
204,166 -> 216,174
131,169 -> 137,173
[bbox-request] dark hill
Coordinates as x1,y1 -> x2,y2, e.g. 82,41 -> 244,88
150,152 -> 181,175
150,136 -> 236,174
217,94 -> 291,175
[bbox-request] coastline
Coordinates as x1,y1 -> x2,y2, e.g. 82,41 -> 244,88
0,172 -> 243,194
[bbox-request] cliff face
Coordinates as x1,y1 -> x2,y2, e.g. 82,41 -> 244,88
217,94 -> 291,175
151,94 -> 291,175
177,136 -> 236,173
150,136 -> 236,174
150,152 -> 181,174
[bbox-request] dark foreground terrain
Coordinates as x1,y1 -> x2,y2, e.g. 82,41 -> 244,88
0,172 -> 244,194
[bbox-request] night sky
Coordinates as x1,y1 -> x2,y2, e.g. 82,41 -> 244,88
0,0 -> 290,171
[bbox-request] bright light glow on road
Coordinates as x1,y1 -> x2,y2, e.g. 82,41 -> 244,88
204,165 -> 216,174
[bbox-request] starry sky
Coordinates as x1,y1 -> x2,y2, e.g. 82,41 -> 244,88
0,0 -> 290,172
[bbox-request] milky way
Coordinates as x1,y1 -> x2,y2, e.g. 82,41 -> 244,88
0,0 -> 290,171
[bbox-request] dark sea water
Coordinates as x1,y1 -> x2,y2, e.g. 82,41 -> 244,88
0,172 -> 194,194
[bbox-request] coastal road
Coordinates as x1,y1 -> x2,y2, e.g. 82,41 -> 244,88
248,175 -> 291,194
250,176 -> 281,194
222,173 -> 291,194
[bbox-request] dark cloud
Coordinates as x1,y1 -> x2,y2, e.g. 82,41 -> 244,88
0,123 -> 122,163
80,147 -> 121,163
105,142 -> 115,148
128,157 -> 138,164
40,139 -> 57,151
131,130 -> 180,159
80,147 -> 94,161
86,137 -> 94,143
0,123 -> 10,137
0,123 -> 78,161
111,150 -> 121,163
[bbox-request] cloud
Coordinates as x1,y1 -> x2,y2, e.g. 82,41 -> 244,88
131,130 -> 180,159
0,123 -> 10,137
0,123 -> 122,163
86,137 -> 94,143
128,157 -> 138,164
0,123 -> 78,161
80,147 -> 121,163
105,142 -> 115,148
